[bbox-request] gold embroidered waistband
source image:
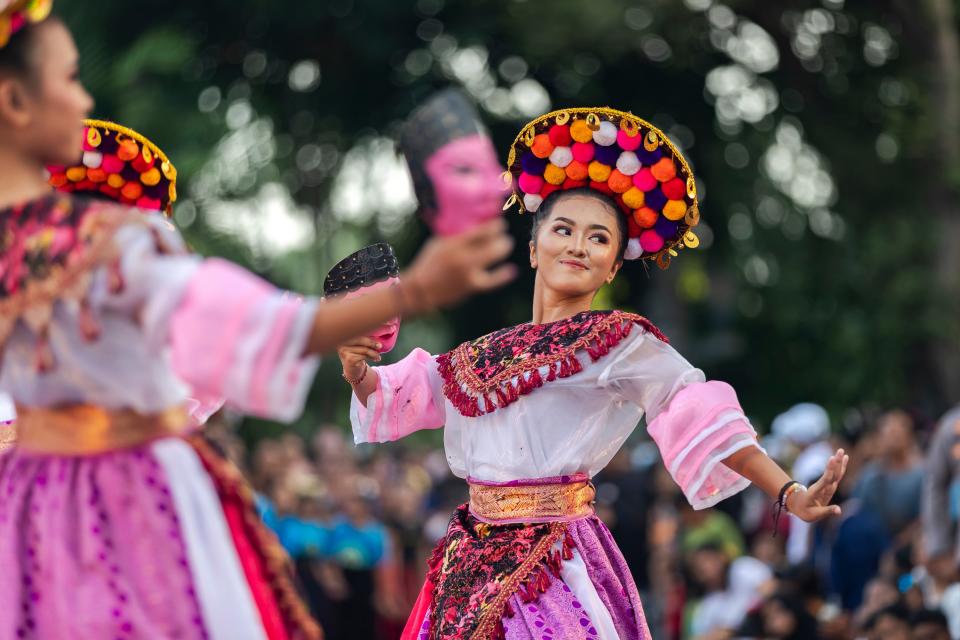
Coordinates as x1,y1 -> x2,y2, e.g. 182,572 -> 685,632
468,478 -> 596,524
14,404 -> 189,455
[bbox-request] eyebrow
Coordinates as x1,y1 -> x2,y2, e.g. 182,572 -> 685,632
554,216 -> 611,233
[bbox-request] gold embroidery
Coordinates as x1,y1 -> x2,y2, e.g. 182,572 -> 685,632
469,479 -> 596,523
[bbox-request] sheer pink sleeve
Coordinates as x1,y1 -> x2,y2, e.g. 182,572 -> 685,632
600,330 -> 761,510
168,258 -> 320,423
350,348 -> 445,444
647,381 -> 760,509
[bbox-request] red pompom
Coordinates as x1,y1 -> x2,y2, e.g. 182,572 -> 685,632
131,154 -> 155,174
626,210 -> 643,237
540,182 -> 561,199
76,179 -> 96,191
99,184 -> 120,198
549,124 -> 572,147
633,207 -> 658,229
562,178 -> 587,190
662,177 -> 686,200
590,180 -> 614,197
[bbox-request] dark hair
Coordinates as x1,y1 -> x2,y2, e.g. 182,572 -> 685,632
864,603 -> 910,630
0,16 -> 59,79
530,189 -> 628,263
910,609 -> 949,629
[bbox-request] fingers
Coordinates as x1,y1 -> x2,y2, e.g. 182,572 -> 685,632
459,217 -> 508,245
339,345 -> 381,363
470,263 -> 518,292
802,504 -> 842,522
469,234 -> 514,267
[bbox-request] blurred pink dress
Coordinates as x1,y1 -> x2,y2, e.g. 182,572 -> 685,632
0,194 -> 322,639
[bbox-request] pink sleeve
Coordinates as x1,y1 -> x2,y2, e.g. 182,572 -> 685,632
168,258 -> 320,423
647,381 -> 761,510
350,348 -> 445,444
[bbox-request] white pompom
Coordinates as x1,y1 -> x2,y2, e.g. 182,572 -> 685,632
549,146 -> 573,168
624,238 -> 643,260
523,193 -> 544,212
593,120 -> 618,146
616,151 -> 640,176
82,151 -> 103,169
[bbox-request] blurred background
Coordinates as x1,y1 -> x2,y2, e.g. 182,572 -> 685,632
59,0 -> 960,637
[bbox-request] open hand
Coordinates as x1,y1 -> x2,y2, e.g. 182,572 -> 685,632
787,449 -> 849,523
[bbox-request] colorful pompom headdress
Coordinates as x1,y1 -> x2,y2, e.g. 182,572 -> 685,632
323,243 -> 400,297
47,119 -> 178,216
505,107 -> 701,269
0,0 -> 52,49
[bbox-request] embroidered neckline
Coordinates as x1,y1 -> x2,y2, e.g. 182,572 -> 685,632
436,309 -> 667,418
0,194 -> 150,372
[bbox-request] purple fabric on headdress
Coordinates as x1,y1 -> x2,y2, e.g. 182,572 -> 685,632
645,186 -> 667,212
636,147 -> 663,165
593,145 -> 620,167
521,152 -> 548,175
654,217 -> 679,238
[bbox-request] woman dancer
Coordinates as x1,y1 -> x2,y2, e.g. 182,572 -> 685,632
0,5 -> 514,638
339,107 -> 848,639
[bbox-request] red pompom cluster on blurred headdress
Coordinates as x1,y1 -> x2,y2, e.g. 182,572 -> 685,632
47,120 -> 178,217
0,0 -> 52,49
505,107 -> 701,269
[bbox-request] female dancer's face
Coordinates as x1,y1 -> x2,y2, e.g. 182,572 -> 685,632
530,193 -> 622,298
0,20 -> 93,166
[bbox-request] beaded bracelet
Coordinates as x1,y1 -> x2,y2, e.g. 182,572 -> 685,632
343,362 -> 368,386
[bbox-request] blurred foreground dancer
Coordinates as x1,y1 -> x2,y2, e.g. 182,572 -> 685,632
0,4 -> 515,637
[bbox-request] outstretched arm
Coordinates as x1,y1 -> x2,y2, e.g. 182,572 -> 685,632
723,446 -> 849,522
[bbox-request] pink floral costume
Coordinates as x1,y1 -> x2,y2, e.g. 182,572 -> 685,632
350,309 -> 761,640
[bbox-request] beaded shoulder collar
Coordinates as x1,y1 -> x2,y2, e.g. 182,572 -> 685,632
437,309 -> 667,417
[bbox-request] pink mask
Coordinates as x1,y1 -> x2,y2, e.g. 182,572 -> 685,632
424,133 -> 508,236
341,277 -> 401,353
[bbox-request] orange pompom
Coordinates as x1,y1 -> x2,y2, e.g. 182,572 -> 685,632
121,181 -> 143,201
662,200 -> 687,221
107,174 -> 125,189
565,160 -> 589,181
651,157 -> 677,182
570,119 -> 594,144
633,207 -> 658,229
531,133 -> 554,159
543,163 -> 566,186
140,167 -> 162,187
86,168 -> 108,183
608,169 -> 633,194
588,161 -> 612,182
48,173 -> 68,188
622,187 -> 646,209
117,139 -> 139,162
66,167 -> 86,182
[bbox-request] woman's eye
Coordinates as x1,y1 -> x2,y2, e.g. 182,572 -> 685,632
553,226 -> 571,236
590,234 -> 609,244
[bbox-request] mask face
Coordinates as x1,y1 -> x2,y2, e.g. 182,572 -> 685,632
424,133 -> 507,236
341,277 -> 401,353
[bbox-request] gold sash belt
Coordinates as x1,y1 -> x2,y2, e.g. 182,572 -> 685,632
14,404 -> 189,455
468,477 -> 596,524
